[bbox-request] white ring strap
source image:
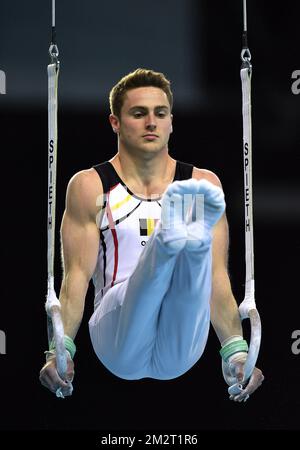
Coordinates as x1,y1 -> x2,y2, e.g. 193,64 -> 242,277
45,35 -> 70,388
223,2 -> 262,394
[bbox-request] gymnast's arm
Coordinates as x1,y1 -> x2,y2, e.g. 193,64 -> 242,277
210,214 -> 243,341
39,169 -> 102,395
192,168 -> 263,393
59,170 -> 101,339
210,213 -> 264,400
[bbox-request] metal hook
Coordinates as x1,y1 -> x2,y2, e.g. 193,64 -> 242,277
49,44 -> 59,65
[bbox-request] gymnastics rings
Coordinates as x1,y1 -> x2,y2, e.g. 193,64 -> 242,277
55,387 -> 65,399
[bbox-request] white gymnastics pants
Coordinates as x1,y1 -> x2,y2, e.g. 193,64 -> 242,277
89,223 -> 212,380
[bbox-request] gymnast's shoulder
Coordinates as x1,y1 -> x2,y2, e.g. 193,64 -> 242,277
191,166 -> 223,189
65,168 -> 104,216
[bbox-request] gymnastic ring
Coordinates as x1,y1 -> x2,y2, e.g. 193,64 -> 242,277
55,387 -> 65,399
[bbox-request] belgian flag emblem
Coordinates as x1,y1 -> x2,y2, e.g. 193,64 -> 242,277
139,218 -> 157,236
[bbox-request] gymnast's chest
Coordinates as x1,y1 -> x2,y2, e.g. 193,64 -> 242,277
101,191 -> 162,247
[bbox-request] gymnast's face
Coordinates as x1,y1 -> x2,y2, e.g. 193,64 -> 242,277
110,86 -> 173,155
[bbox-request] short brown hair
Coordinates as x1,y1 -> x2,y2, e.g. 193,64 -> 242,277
109,68 -> 173,118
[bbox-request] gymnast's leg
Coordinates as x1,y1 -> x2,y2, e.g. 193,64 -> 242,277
150,180 -> 225,379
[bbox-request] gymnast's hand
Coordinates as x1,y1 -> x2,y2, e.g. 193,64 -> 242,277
39,351 -> 74,397
223,355 -> 264,402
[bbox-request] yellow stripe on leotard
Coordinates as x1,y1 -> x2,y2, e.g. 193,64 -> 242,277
146,218 -> 155,236
111,194 -> 132,211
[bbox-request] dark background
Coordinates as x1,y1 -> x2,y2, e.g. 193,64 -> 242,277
0,0 -> 299,435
